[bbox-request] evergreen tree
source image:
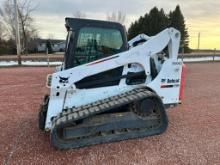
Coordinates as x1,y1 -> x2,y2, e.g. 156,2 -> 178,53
128,5 -> 190,52
128,17 -> 145,39
128,22 -> 137,39
147,7 -> 169,35
128,7 -> 169,39
169,5 -> 190,52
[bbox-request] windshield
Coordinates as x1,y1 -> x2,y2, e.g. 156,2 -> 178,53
74,27 -> 123,66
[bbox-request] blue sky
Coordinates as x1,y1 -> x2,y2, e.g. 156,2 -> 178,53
0,0 -> 220,49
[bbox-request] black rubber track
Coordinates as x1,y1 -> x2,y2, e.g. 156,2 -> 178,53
50,88 -> 168,150
38,95 -> 49,130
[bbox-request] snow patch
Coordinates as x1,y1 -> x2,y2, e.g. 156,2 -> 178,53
181,57 -> 220,62
0,61 -> 62,66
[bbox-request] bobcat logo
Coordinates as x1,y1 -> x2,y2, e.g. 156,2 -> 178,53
59,76 -> 69,83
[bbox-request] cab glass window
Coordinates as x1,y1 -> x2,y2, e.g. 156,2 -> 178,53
74,27 -> 123,65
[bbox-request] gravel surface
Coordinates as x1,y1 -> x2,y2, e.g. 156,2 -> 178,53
0,63 -> 220,165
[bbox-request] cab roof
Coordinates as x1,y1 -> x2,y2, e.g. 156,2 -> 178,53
65,17 -> 124,31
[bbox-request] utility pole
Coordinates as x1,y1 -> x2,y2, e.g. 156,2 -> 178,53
14,0 -> 21,65
197,32 -> 200,51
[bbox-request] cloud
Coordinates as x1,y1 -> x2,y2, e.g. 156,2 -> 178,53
33,0 -> 146,16
1,0 -> 220,48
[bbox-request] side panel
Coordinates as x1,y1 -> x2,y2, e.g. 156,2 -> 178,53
64,86 -> 136,109
147,59 -> 183,104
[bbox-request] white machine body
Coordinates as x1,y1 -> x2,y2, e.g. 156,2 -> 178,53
45,28 -> 184,130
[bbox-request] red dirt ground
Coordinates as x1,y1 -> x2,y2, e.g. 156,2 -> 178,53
0,63 -> 220,165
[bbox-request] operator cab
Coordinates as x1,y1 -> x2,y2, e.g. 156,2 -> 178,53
64,18 -> 128,69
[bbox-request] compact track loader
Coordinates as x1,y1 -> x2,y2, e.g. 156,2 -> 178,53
39,18 -> 186,149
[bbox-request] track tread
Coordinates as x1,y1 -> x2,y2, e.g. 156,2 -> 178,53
50,88 -> 168,150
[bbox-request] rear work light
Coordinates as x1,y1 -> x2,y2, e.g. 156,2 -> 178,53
179,64 -> 186,103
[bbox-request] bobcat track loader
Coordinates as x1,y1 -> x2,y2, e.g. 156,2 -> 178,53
39,18 -> 186,150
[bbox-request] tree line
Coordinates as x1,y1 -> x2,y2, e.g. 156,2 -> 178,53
0,0 -> 38,55
0,2 -> 189,55
128,5 -> 190,52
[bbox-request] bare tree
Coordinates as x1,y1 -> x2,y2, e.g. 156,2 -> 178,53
107,11 -> 126,24
73,11 -> 86,18
17,0 -> 37,54
0,23 -> 6,40
0,0 -> 37,54
0,11 -> 4,40
0,1 -> 16,39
